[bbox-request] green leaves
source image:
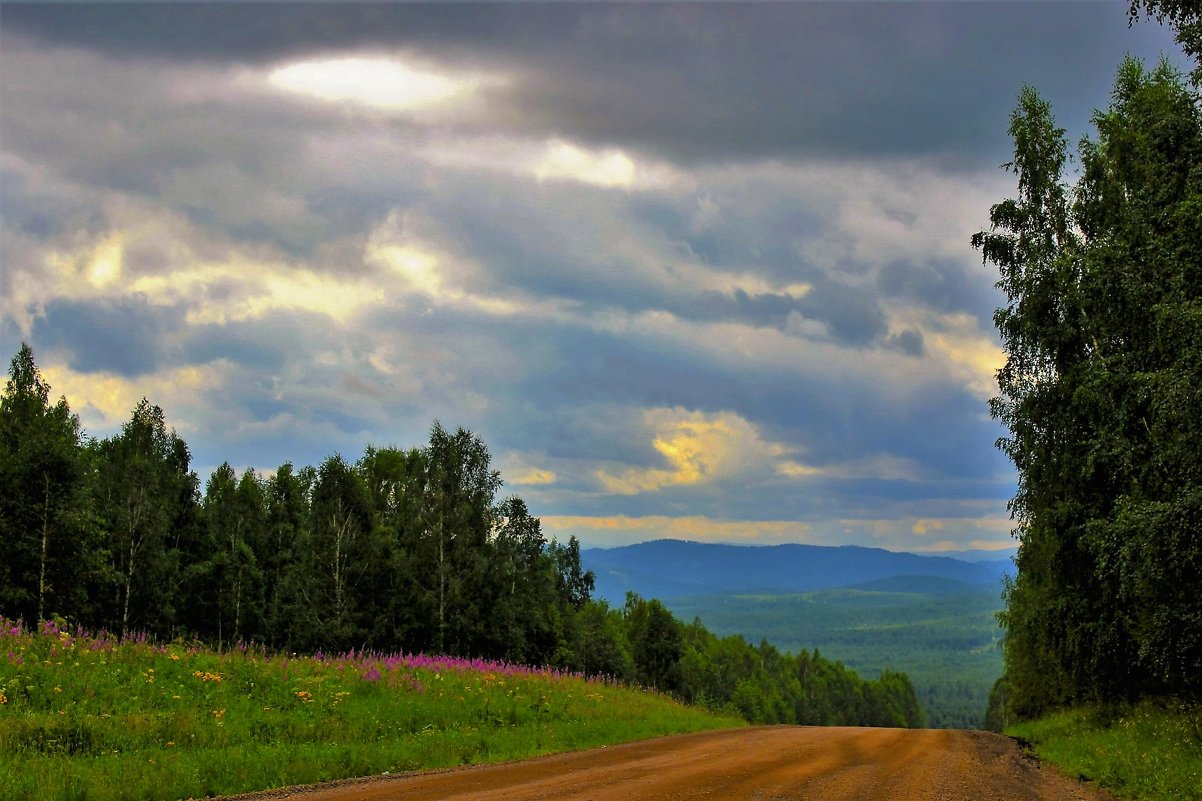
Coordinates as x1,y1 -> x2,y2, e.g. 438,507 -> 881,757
0,344 -> 91,625
976,57 -> 1202,715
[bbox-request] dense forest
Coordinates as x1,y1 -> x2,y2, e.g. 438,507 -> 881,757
670,585 -> 1003,729
975,0 -> 1201,723
0,343 -> 924,729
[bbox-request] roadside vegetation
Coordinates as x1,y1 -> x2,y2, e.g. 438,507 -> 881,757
975,2 -> 1202,796
1007,703 -> 1202,801
0,616 -> 743,801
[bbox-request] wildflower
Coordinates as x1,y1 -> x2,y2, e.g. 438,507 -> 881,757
294,690 -> 314,703
193,671 -> 223,683
166,741 -> 175,747
0,691 -> 6,704
53,686 -> 62,694
212,709 -> 225,719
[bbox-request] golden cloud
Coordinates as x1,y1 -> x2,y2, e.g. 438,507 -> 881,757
534,140 -> 638,189
540,514 -> 812,545
40,360 -> 230,435
594,407 -> 804,495
510,467 -> 558,487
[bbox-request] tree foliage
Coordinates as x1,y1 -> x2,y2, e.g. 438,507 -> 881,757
974,57 -> 1202,715
0,343 -> 927,728
1130,1 -> 1202,83
0,345 -> 91,624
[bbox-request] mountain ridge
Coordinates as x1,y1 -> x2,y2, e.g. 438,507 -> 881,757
581,538 -> 1012,604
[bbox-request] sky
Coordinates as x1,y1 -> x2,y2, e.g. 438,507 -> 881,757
0,2 -> 1185,554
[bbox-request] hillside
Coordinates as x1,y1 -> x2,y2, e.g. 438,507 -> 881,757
581,540 -> 1012,728
0,617 -> 743,801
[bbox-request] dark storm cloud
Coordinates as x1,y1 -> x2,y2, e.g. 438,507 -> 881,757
0,3 -> 546,64
4,3 -> 1181,164
684,289 -> 804,330
31,297 -> 181,377
795,278 -> 888,345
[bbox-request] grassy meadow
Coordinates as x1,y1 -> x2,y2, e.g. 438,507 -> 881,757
0,617 -> 743,801
1008,703 -> 1202,801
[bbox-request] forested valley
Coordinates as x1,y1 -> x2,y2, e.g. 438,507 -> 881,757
0,343 -> 924,729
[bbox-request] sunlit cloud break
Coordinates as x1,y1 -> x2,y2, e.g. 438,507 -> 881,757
268,56 -> 482,110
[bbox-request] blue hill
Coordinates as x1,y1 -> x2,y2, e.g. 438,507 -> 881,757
582,539 -> 1011,604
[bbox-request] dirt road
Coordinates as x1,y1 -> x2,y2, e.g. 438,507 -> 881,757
235,726 -> 1113,801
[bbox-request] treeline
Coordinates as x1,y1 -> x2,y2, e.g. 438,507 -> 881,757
678,617 -> 926,727
0,344 -> 924,728
0,343 -> 593,662
586,596 -> 925,727
973,31 -> 1201,719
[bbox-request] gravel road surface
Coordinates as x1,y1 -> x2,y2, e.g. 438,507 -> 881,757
227,726 -> 1113,801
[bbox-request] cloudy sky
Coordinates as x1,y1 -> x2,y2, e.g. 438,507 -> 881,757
0,2 -> 1183,553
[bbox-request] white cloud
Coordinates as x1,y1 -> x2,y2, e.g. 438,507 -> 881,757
267,56 -> 486,111
415,134 -> 688,192
534,140 -> 637,188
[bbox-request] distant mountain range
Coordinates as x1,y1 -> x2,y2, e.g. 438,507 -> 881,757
581,539 -> 1013,605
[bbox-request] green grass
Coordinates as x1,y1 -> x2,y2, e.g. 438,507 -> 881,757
1007,702 -> 1202,801
0,619 -> 743,801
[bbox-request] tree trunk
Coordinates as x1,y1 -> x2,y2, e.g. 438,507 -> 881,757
122,538 -> 135,635
437,518 -> 446,653
234,566 -> 242,642
37,472 -> 50,623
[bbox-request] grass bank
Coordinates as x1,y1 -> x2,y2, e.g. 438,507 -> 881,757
1007,702 -> 1202,801
0,618 -> 743,801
